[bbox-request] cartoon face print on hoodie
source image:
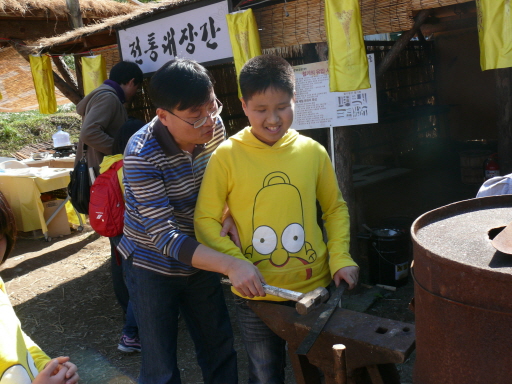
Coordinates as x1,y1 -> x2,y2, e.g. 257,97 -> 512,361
244,172 -> 317,280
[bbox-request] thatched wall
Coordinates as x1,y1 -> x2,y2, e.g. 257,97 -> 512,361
0,45 -> 120,113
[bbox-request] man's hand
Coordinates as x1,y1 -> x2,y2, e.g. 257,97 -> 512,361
220,214 -> 241,249
226,258 -> 266,299
333,266 -> 359,290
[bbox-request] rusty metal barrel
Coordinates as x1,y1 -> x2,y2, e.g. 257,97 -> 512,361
411,195 -> 512,384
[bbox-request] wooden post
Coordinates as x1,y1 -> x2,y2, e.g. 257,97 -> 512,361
9,41 -> 82,105
52,56 -> 79,91
333,126 -> 358,259
74,55 -> 85,98
65,0 -> 84,29
495,67 -> 512,175
376,9 -> 432,78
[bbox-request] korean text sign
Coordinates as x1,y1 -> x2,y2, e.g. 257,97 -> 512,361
293,54 -> 378,130
118,0 -> 232,74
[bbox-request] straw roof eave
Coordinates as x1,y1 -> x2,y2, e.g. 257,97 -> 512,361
0,0 -> 134,19
24,0 -> 203,55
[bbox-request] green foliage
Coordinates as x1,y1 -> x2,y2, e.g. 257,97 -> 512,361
62,55 -> 76,71
0,108 -> 82,157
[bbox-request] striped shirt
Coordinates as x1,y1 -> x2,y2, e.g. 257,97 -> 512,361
117,115 -> 225,276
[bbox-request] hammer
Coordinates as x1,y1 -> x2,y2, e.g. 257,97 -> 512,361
221,278 -> 329,314
262,284 -> 329,315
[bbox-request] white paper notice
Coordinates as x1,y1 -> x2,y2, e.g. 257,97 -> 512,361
293,54 -> 378,130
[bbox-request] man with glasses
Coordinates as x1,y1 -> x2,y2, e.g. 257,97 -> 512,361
118,59 -> 265,384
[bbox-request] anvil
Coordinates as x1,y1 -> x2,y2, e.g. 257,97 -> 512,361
248,301 -> 415,384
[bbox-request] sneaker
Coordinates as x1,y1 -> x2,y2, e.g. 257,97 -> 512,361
118,335 -> 141,353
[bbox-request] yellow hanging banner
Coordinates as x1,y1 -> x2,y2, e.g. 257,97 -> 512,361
476,0 -> 512,71
0,90 -> 2,101
325,0 -> 370,92
82,55 -> 107,95
29,55 -> 57,114
226,9 -> 262,97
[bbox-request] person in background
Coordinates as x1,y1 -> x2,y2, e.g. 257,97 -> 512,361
118,59 -> 264,383
98,118 -> 146,353
75,61 -> 143,333
0,191 -> 79,384
74,60 -> 143,175
194,55 -> 359,383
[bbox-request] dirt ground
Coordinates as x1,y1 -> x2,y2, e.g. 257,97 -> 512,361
1,225 -> 416,384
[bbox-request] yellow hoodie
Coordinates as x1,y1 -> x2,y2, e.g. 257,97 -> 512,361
0,277 -> 51,383
195,128 -> 357,299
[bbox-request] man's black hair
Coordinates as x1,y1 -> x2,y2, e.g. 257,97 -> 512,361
239,55 -> 295,101
109,61 -> 144,86
112,118 -> 146,155
149,59 -> 214,112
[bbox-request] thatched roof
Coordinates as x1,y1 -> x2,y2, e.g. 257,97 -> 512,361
23,0 -> 199,54
0,0 -> 134,19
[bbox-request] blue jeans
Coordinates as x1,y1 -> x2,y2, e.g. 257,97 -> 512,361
110,235 -> 138,338
234,296 -> 293,384
125,257 -> 238,384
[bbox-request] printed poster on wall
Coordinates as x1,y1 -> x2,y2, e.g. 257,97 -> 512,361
117,0 -> 232,74
293,54 -> 378,130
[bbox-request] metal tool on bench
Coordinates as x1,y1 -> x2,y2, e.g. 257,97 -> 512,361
296,281 -> 348,355
221,278 -> 329,315
262,284 -> 329,315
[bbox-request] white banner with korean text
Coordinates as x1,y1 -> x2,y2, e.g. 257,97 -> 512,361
293,54 -> 378,130
117,0 -> 232,74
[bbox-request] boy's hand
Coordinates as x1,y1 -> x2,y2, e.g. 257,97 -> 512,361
220,215 -> 241,249
333,266 -> 359,290
227,258 -> 266,298
44,357 -> 79,384
34,359 -> 69,384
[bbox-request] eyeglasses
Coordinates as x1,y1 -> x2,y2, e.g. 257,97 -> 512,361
165,98 -> 223,129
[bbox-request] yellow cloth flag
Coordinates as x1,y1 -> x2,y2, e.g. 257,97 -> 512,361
29,55 -> 57,114
0,90 -> 3,100
82,55 -> 107,95
325,0 -> 370,92
226,9 -> 262,97
476,0 -> 512,71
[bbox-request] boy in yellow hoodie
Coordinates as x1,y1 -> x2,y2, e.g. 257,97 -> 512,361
194,55 -> 359,382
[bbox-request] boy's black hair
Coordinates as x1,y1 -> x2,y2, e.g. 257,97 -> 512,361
112,118 -> 146,155
109,61 -> 144,86
239,55 -> 295,101
0,191 -> 16,265
149,58 -> 214,112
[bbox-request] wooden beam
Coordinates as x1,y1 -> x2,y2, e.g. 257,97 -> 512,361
376,9 -> 432,78
52,56 -> 79,91
74,55 -> 84,98
0,20 -> 69,41
421,17 -> 476,36
495,68 -> 512,175
66,0 -> 84,29
9,40 -> 82,105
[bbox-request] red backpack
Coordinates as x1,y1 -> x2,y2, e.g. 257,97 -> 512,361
89,160 -> 125,237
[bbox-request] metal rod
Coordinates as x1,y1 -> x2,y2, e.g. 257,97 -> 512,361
332,344 -> 347,384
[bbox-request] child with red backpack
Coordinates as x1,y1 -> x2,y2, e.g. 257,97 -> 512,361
91,118 -> 146,353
